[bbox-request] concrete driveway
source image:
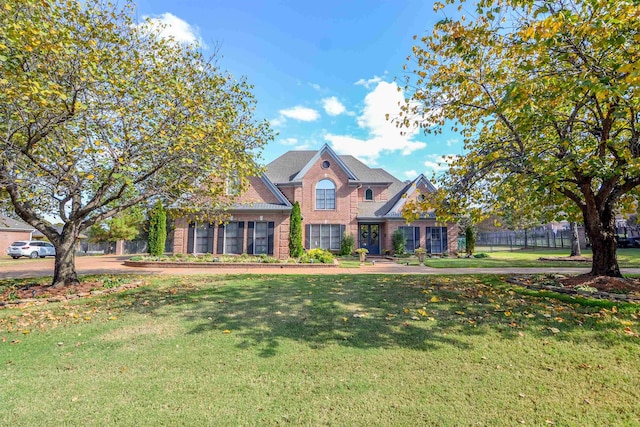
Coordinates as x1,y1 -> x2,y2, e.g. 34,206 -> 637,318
3,255 -> 639,280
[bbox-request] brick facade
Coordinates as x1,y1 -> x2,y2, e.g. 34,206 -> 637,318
173,144 -> 458,258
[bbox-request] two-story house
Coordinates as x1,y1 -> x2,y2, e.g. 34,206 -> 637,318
172,144 -> 457,258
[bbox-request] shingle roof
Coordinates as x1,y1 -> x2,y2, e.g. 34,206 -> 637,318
0,214 -> 34,231
263,147 -> 437,219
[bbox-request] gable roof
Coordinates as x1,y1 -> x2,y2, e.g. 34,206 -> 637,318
380,174 -> 437,219
232,173 -> 292,211
0,214 -> 35,232
266,144 -> 360,184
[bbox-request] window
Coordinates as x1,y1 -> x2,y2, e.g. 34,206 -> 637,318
187,222 -> 215,253
398,226 -> 420,253
321,160 -> 331,169
426,227 -> 448,254
224,222 -> 243,254
253,222 -> 269,255
365,188 -> 373,201
316,179 -> 336,210
306,224 -> 344,251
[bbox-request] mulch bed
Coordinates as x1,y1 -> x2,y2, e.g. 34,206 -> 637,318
508,274 -> 640,302
0,280 -> 145,308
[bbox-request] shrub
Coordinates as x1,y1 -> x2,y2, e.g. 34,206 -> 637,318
339,233 -> 355,256
148,200 -> 167,256
392,229 -> 406,255
473,253 -> 489,258
289,202 -> 303,258
465,225 -> 476,256
301,248 -> 335,264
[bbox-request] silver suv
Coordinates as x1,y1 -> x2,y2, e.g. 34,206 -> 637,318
7,241 -> 56,259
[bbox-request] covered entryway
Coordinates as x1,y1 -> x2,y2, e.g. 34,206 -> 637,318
358,223 -> 380,255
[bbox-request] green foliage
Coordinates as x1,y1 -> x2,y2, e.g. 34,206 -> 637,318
339,233 -> 355,256
473,253 -> 489,258
401,0 -> 640,276
0,0 -> 272,286
88,209 -> 143,243
289,202 -> 303,258
392,229 -> 406,255
148,201 -> 167,256
465,226 -> 476,256
300,248 -> 335,264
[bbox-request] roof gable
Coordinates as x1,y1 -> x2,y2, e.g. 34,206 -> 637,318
383,174 -> 437,218
291,144 -> 358,181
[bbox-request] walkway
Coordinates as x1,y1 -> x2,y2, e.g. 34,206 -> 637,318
2,255 -> 640,279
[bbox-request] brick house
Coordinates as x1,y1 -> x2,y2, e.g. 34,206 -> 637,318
0,214 -> 36,253
173,144 -> 458,258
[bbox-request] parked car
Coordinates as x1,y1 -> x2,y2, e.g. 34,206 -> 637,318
616,236 -> 640,248
6,241 -> 56,259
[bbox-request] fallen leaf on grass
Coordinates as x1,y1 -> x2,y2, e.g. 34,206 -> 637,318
624,327 -> 637,336
549,327 -> 560,334
222,330 -> 231,334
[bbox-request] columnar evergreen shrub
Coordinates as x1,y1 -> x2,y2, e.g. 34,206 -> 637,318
289,202 -> 303,258
148,200 -> 167,256
392,229 -> 406,255
465,225 -> 476,257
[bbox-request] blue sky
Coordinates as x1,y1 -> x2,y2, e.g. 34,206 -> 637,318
134,0 -> 463,182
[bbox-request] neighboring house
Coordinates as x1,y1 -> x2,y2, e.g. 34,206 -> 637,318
173,144 -> 458,258
0,214 -> 36,253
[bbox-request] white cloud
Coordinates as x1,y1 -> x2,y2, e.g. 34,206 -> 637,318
325,81 -> 426,164
281,137 -> 298,146
446,138 -> 459,147
404,170 -> 418,179
423,154 -> 456,176
141,13 -> 205,46
309,83 -> 321,91
270,116 -> 286,127
354,75 -> 383,89
279,106 -> 320,122
322,97 -> 346,116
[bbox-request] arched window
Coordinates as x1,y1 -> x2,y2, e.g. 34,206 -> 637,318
365,188 -> 373,201
316,179 -> 336,209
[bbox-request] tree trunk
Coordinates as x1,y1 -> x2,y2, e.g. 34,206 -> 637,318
582,204 -> 621,277
569,222 -> 581,257
51,229 -> 81,288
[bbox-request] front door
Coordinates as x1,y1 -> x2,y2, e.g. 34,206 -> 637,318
359,224 -> 380,255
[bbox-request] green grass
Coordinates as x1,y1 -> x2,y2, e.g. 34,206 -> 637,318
419,248 -> 640,268
1,274 -> 639,426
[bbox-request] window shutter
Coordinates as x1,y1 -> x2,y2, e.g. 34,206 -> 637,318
217,224 -> 224,254
247,222 -> 255,255
207,223 -> 215,253
237,222 -> 245,254
415,227 -> 421,250
305,224 -> 310,249
340,224 -> 346,239
426,227 -> 431,254
442,227 -> 448,253
187,223 -> 195,253
267,222 -> 274,255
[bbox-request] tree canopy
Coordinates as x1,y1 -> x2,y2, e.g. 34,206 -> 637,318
0,0 -> 272,286
401,0 -> 640,276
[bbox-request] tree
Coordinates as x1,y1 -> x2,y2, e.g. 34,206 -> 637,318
400,0 -> 640,277
88,209 -> 142,243
465,226 -> 475,258
289,201 -> 303,258
0,0 -> 272,286
569,222 -> 582,257
148,201 -> 167,256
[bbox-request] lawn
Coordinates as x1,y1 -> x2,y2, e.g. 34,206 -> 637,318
1,274 -> 639,426
417,248 -> 640,268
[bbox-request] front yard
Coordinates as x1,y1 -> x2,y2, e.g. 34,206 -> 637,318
1,274 -> 639,425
